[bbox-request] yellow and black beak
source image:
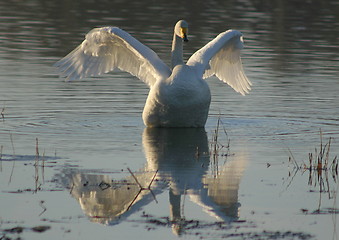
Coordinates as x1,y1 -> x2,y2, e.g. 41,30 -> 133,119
181,27 -> 188,42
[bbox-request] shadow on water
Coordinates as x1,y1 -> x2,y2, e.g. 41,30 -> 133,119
58,128 -> 246,232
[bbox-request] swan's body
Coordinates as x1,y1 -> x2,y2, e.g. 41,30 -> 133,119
143,64 -> 211,127
54,20 -> 251,127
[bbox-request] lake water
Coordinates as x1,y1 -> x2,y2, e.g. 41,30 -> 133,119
0,0 -> 338,239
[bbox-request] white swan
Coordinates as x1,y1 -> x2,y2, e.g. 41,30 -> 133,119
54,20 -> 251,127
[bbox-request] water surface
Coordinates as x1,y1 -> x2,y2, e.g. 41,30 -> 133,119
0,0 -> 338,239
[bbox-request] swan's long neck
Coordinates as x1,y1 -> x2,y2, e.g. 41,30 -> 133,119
171,34 -> 184,68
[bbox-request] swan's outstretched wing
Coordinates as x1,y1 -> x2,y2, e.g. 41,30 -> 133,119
54,27 -> 171,86
187,30 -> 251,95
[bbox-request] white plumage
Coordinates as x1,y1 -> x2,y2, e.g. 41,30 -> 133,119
54,20 -> 251,127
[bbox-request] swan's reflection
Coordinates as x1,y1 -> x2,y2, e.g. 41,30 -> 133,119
62,168 -> 163,225
60,128 -> 247,231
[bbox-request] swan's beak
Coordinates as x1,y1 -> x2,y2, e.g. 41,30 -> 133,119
183,33 -> 189,42
181,27 -> 189,42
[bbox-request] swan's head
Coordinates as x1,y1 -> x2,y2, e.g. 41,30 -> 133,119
174,20 -> 188,42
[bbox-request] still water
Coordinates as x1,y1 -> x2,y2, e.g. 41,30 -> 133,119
0,0 -> 338,239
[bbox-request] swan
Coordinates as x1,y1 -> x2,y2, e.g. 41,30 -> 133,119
54,20 -> 251,127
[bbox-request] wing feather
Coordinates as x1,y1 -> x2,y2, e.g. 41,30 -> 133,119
54,27 -> 171,86
187,30 -> 251,95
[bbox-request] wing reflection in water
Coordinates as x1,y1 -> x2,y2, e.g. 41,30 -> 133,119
59,128 -> 247,231
60,167 -> 165,225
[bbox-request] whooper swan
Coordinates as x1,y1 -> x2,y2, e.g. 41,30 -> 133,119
54,20 -> 251,127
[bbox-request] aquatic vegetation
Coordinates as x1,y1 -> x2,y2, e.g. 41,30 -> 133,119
209,117 -> 232,175
287,130 -> 338,213
210,117 -> 230,157
288,130 -> 338,187
126,168 -> 158,210
1,102 -> 5,122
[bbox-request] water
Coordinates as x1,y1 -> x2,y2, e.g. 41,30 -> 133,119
1,0 -> 338,239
